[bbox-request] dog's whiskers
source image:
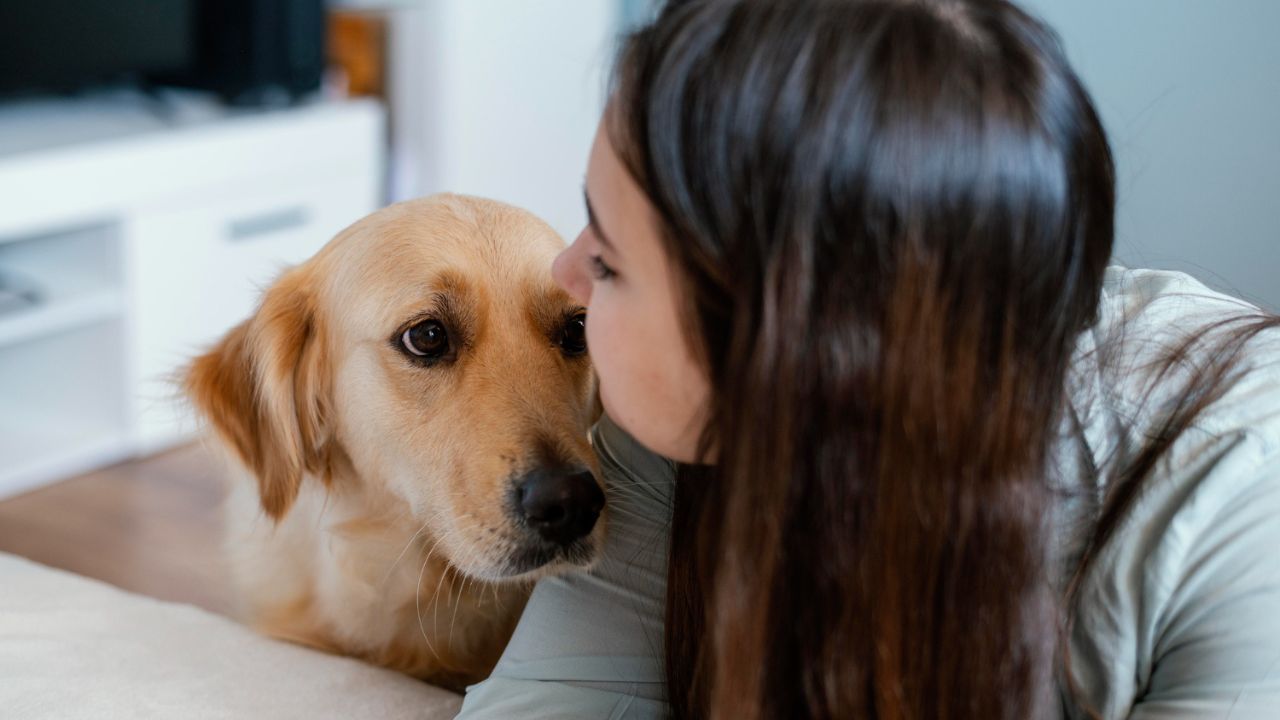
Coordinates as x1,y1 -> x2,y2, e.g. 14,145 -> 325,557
428,545 -> 453,644
416,527 -> 459,664
449,572 -> 467,649
382,519 -> 433,589
415,540 -> 443,663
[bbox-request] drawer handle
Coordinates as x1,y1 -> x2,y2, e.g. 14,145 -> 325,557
227,206 -> 310,242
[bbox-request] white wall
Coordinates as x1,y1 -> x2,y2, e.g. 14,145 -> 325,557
1020,0 -> 1280,311
388,1 -> 618,242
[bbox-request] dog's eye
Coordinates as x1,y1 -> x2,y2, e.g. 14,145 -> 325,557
401,320 -> 450,359
559,313 -> 587,356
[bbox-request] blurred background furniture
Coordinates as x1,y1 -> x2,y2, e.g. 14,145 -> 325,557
0,95 -> 383,500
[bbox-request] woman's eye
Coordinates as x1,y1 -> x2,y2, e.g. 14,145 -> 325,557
401,320 -> 450,359
590,255 -> 616,281
559,312 -> 588,356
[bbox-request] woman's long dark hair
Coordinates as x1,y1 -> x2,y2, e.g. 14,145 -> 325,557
607,1 -> 1277,718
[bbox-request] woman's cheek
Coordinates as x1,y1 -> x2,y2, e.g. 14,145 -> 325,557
587,299 -> 643,404
585,301 -> 621,412
588,296 -> 627,362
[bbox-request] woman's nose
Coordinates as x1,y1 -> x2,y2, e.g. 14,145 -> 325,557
553,231 -> 592,305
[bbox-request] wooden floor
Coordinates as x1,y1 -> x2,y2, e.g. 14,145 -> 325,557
0,442 -> 233,616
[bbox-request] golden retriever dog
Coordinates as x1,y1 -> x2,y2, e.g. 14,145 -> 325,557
184,194 -> 604,690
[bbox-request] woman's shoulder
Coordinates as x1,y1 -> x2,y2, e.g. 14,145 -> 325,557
1061,266 -> 1280,718
1063,417 -> 1280,718
1084,265 -> 1280,455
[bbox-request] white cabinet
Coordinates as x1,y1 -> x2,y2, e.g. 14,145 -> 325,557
0,96 -> 384,497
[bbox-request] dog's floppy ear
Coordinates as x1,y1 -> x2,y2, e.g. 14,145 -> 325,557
184,265 -> 331,521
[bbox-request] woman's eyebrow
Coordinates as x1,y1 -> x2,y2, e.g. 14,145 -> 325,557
582,186 -> 618,253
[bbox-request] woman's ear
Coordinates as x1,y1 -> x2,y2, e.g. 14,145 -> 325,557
184,265 -> 331,521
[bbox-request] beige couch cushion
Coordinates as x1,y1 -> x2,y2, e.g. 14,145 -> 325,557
0,552 -> 461,719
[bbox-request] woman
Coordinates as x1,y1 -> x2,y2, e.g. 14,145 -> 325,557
459,0 -> 1280,717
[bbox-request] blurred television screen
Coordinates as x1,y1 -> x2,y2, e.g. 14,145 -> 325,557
0,1 -> 194,95
0,0 -> 324,106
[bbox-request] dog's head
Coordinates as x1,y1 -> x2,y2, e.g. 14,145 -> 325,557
185,194 -> 603,580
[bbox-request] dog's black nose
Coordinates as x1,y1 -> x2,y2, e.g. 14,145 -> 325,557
517,468 -> 604,546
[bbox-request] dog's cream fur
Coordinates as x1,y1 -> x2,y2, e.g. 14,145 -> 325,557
185,194 -> 601,689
